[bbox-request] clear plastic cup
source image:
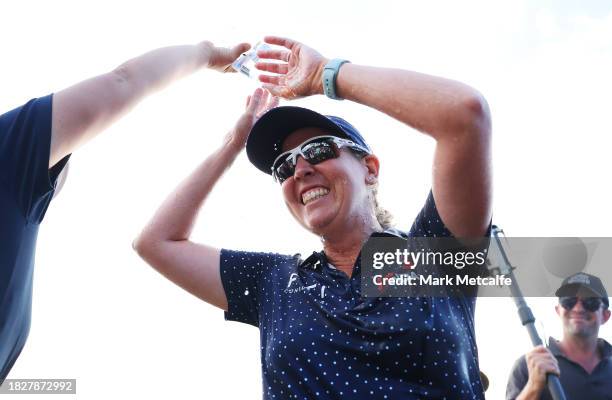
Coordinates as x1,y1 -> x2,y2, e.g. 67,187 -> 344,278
231,42 -> 271,80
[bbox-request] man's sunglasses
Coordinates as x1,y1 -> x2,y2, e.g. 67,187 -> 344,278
271,135 -> 370,184
559,296 -> 605,312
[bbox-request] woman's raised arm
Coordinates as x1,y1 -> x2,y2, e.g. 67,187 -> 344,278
256,36 -> 492,237
133,89 -> 278,310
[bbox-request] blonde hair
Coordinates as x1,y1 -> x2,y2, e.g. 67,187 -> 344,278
347,148 -> 394,230
370,184 -> 394,230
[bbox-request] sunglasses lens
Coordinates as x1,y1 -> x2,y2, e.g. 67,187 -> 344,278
560,297 -> 602,312
273,139 -> 338,184
560,297 -> 578,310
274,158 -> 295,184
582,298 -> 602,312
302,141 -> 336,164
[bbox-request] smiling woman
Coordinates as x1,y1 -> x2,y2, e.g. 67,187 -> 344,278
134,35 -> 492,399
267,126 -> 378,236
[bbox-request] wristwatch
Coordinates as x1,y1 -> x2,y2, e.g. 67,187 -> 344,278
322,58 -> 350,100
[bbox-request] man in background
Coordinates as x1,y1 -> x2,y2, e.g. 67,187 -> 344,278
506,272 -> 611,399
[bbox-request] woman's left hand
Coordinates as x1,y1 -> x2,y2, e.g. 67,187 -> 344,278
226,88 -> 279,150
255,36 -> 328,100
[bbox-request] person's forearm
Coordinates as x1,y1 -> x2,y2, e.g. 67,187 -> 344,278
49,41 -> 229,166
134,87 -> 271,245
135,137 -> 241,246
113,42 -> 212,99
335,64 -> 490,141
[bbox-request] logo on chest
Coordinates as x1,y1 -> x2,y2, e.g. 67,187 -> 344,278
284,273 -> 325,298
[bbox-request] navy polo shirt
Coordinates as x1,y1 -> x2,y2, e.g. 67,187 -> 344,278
506,337 -> 612,400
220,191 -> 487,399
0,95 -> 70,383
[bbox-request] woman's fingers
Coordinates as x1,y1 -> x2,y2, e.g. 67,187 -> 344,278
259,74 -> 285,98
259,74 -> 283,86
246,88 -> 279,118
262,84 -> 282,98
269,95 -> 280,109
258,93 -> 279,116
257,49 -> 291,62
259,90 -> 269,109
256,62 -> 289,74
263,35 -> 297,49
253,89 -> 280,117
246,88 -> 264,114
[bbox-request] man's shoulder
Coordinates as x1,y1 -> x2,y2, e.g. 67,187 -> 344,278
0,95 -> 53,127
506,353 -> 530,400
598,337 -> 612,358
510,353 -> 529,373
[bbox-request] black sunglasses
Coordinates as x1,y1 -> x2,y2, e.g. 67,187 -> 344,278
559,296 -> 604,312
271,135 -> 370,184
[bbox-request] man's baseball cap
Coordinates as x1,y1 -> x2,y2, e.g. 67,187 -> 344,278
246,106 -> 371,175
555,272 -> 609,308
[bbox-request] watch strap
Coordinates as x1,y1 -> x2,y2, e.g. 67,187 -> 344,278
322,58 -> 350,100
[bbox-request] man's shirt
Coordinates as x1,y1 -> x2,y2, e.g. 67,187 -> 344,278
506,337 -> 612,400
0,95 -> 69,382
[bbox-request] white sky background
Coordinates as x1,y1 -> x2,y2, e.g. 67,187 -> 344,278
2,0 -> 612,398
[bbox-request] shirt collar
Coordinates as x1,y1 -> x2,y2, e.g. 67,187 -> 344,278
298,228 -> 407,271
548,337 -> 564,357
299,251 -> 326,271
372,227 -> 407,239
548,336 -> 612,359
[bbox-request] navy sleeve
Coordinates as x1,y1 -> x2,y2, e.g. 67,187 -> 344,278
506,356 -> 529,400
408,190 -> 491,297
219,249 -> 280,328
0,95 -> 70,222
408,189 -> 492,238
408,189 -> 454,238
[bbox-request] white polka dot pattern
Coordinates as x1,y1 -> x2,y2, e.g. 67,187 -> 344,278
219,190 -> 488,399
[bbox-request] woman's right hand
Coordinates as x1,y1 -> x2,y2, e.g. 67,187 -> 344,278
135,87 -> 277,312
255,36 -> 329,100
225,88 -> 279,150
